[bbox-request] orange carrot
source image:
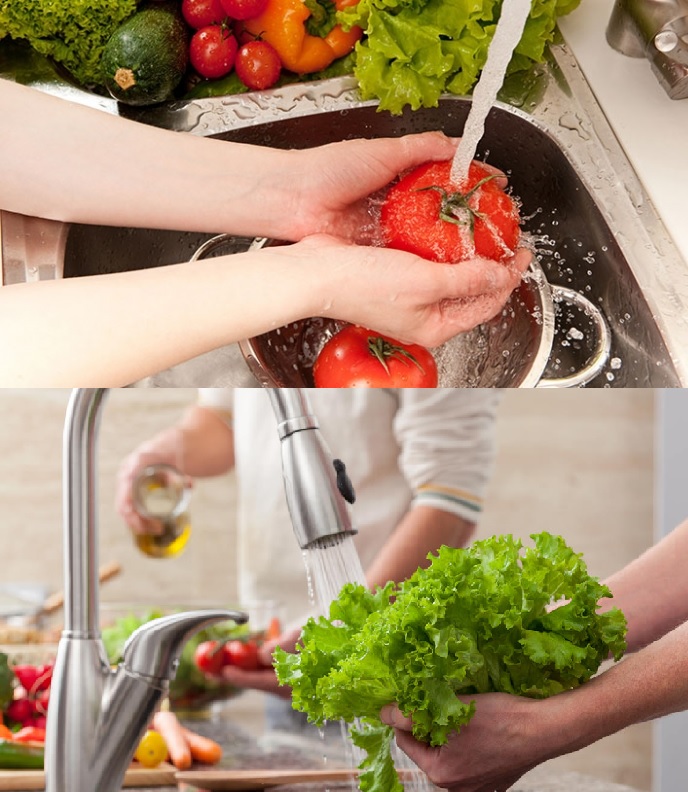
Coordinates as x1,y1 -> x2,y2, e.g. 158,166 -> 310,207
180,727 -> 223,765
265,617 -> 282,642
152,710 -> 191,770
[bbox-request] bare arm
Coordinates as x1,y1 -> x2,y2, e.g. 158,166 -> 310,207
600,519 -> 688,652
365,506 -> 476,589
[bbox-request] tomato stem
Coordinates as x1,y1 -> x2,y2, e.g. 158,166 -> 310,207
367,336 -> 425,375
417,173 -> 497,231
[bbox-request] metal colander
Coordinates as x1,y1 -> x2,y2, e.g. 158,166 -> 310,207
191,234 -> 610,388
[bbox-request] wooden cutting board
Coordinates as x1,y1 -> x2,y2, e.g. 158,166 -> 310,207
175,768 -> 362,790
0,762 -> 177,790
175,767 -> 422,791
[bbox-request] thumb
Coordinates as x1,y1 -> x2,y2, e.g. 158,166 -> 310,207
380,704 -> 414,731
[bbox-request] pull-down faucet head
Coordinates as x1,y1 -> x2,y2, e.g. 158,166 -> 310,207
45,389 -> 247,792
607,0 -> 688,99
266,389 -> 357,549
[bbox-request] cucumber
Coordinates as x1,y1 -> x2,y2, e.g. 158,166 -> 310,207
101,4 -> 189,106
0,739 -> 44,770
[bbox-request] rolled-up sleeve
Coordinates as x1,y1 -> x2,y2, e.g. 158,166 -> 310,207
393,390 -> 502,523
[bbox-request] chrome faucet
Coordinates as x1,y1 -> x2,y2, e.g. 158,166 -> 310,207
266,389 -> 357,549
607,0 -> 688,98
45,389 -> 247,792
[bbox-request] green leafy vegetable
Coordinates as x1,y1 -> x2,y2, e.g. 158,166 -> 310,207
0,0 -> 138,87
338,0 -> 582,113
275,532 -> 627,792
0,654 -> 15,711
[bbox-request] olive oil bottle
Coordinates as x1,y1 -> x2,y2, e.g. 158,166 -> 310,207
132,464 -> 191,559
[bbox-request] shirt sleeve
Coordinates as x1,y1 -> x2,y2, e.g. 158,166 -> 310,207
393,390 -> 503,523
196,388 -> 234,423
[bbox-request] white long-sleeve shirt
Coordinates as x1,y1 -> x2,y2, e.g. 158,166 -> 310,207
198,389 -> 501,624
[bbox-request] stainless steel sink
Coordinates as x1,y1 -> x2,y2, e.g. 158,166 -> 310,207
3,36 -> 688,386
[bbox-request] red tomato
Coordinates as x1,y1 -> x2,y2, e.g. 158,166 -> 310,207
194,640 -> 226,675
381,160 -> 520,264
189,26 -> 238,79
235,40 -> 281,90
313,326 -> 438,388
182,0 -> 227,29
220,0 -> 268,20
223,639 -> 260,670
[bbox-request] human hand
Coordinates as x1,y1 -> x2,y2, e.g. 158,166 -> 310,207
115,429 -> 191,537
276,234 -> 531,349
217,626 -> 302,699
271,132 -> 470,242
380,693 -> 566,792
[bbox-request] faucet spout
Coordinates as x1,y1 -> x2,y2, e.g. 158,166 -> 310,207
266,389 -> 356,549
46,389 -> 246,792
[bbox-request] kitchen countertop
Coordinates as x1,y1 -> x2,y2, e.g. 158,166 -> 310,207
559,0 -> 688,267
124,705 -> 644,792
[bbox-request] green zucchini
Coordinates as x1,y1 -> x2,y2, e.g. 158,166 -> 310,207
0,739 -> 44,770
101,4 -> 189,106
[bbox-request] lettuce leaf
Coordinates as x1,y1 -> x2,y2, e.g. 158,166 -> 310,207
339,0 -> 582,113
275,532 -> 627,792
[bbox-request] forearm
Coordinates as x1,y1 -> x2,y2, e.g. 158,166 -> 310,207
0,246 -> 324,386
550,619 -> 688,756
0,80 -> 298,236
173,406 -> 235,477
599,519 -> 688,652
365,506 -> 476,590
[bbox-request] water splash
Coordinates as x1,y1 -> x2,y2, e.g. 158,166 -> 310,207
451,0 -> 534,185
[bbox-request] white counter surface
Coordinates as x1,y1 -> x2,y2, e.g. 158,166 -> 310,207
559,0 -> 688,267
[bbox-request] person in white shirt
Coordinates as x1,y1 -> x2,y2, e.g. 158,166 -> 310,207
116,388 -> 501,717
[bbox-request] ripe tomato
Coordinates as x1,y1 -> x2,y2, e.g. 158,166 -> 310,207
182,0 -> 227,29
381,160 -> 520,264
235,40 -> 281,90
223,639 -> 260,670
189,25 -> 238,79
313,325 -> 438,388
220,0 -> 268,20
134,729 -> 169,768
194,640 -> 226,675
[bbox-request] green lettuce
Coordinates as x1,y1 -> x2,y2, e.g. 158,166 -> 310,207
339,0 -> 582,113
275,532 -> 627,792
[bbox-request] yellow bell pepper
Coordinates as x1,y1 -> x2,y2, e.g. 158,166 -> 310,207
242,0 -> 362,74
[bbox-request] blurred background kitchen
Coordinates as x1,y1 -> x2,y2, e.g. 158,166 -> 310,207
0,389 -> 662,789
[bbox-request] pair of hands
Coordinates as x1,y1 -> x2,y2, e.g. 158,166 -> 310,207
267,132 -> 531,349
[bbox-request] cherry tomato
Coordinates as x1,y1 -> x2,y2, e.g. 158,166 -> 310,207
235,40 -> 281,90
313,326 -> 438,388
194,640 -> 226,675
5,697 -> 33,724
381,160 -> 520,264
189,25 -> 238,79
182,0 -> 227,29
223,639 -> 260,670
134,729 -> 169,768
220,0 -> 268,20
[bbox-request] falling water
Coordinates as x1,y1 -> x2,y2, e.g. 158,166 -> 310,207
302,533 -> 438,792
450,0 -> 534,185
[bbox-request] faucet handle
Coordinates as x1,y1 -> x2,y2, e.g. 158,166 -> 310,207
123,609 -> 248,681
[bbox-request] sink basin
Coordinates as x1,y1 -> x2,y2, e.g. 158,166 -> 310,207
3,38 -> 688,386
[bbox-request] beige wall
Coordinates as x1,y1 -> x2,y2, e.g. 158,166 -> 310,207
0,388 -> 656,789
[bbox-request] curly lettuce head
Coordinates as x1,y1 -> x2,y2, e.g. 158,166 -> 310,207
339,0 -> 583,113
0,0 -> 138,87
275,532 -> 626,792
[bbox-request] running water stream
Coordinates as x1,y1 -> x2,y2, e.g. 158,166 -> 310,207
450,0 -> 535,186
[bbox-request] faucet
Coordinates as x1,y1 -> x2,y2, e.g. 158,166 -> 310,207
606,0 -> 688,99
265,389 -> 357,549
45,389 -> 247,792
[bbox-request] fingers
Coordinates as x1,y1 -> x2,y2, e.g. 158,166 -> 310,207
380,704 -> 413,731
